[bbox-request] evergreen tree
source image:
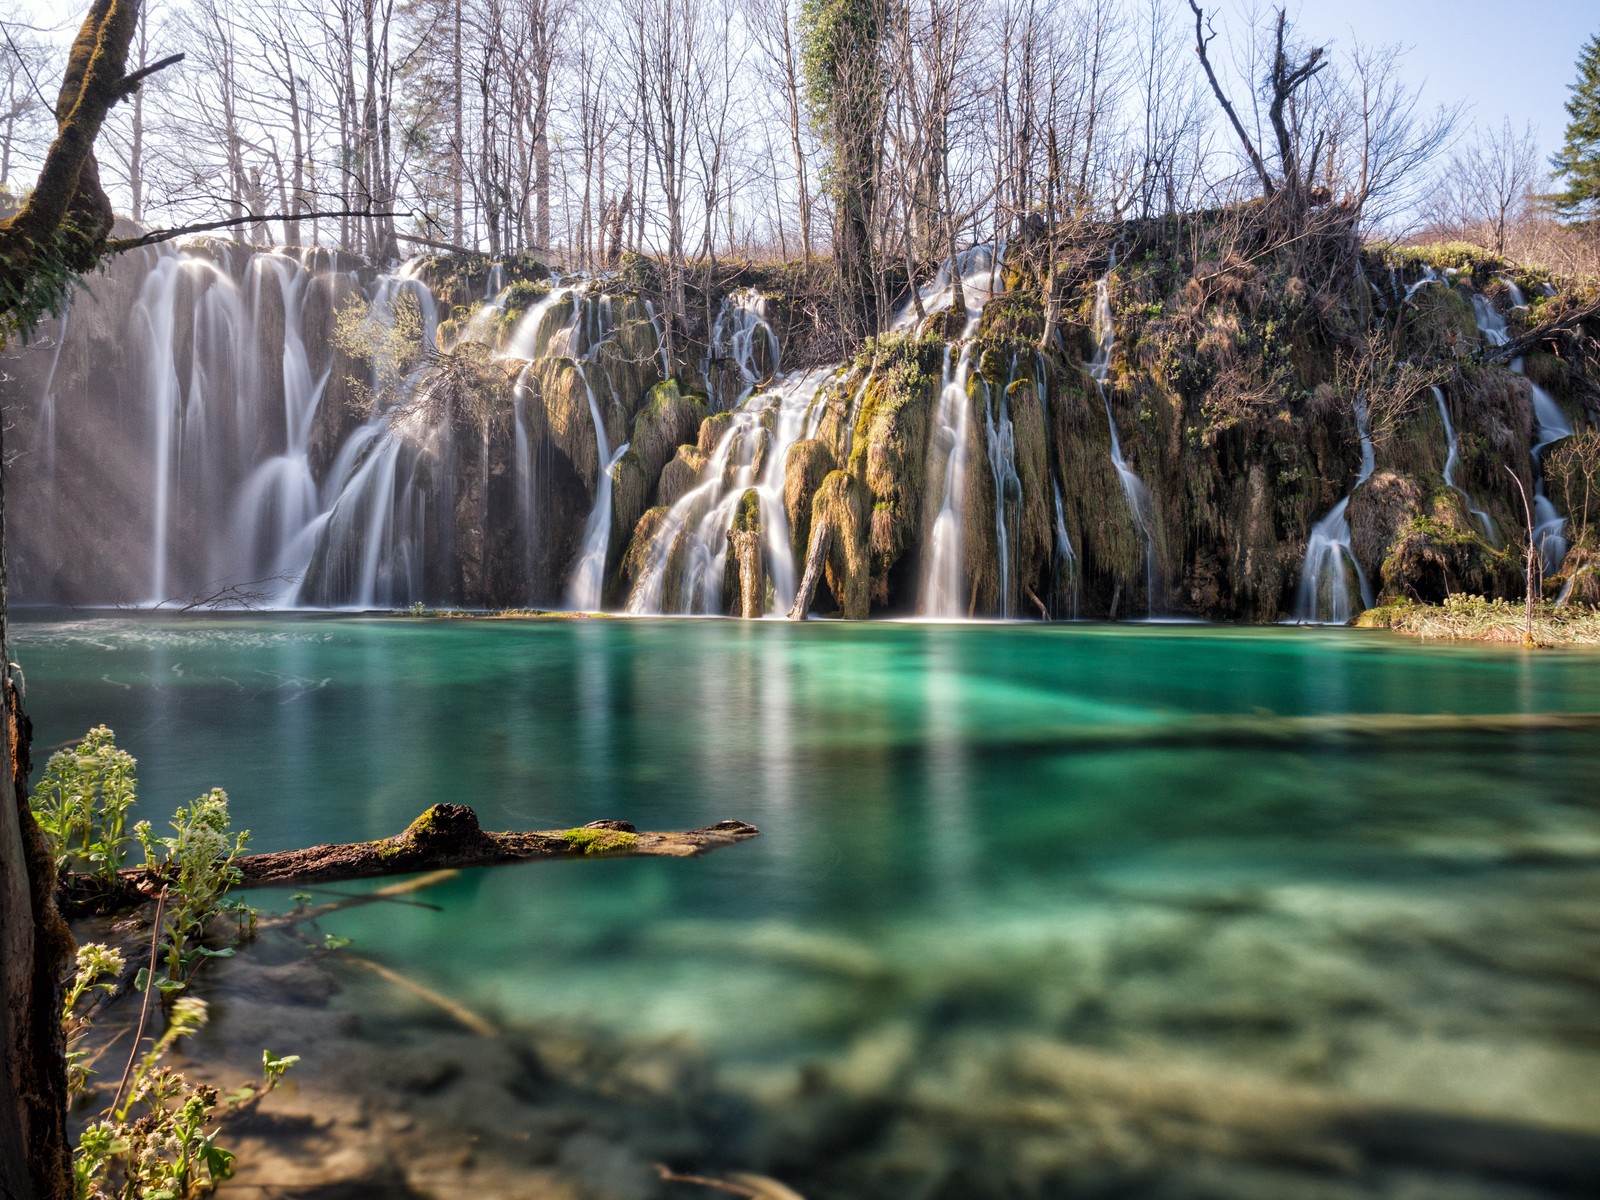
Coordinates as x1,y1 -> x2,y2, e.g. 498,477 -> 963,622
1552,33 -> 1600,219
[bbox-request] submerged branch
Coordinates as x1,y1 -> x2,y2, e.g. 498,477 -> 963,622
63,806 -> 759,916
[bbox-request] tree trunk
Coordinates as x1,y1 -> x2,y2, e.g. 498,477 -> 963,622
0,394 -> 74,1200
728,530 -> 765,618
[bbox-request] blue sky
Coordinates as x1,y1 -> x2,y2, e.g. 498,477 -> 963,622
1289,0 -> 1597,167
9,0 -> 1598,170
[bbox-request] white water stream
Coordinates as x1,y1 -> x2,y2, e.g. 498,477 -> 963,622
1433,385 -> 1495,540
625,367 -> 834,616
1293,402 -> 1377,624
1089,250 -> 1159,616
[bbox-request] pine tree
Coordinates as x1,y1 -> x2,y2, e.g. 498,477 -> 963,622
1552,34 -> 1600,219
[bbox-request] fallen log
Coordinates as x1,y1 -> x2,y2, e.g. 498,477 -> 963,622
63,805 -> 759,916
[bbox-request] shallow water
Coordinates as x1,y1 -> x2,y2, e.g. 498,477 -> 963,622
17,615 -> 1600,1193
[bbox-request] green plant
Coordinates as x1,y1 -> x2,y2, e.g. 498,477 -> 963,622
31,726 -> 139,881
62,943 -> 126,1100
71,996 -> 297,1200
135,790 -> 251,990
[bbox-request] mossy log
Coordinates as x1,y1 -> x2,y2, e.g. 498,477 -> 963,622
63,805 -> 759,915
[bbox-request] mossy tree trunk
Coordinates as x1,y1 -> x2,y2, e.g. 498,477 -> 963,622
0,5 -> 161,1198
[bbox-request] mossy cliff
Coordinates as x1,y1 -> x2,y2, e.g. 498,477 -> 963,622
5,222 -> 1597,617
708,220 -> 1598,620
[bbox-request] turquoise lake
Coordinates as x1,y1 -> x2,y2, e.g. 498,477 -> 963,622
16,615 -> 1600,1195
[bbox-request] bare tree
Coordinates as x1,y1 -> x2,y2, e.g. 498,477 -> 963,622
1423,118 -> 1539,252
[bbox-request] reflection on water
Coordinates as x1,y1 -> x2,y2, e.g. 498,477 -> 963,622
17,615 -> 1600,1196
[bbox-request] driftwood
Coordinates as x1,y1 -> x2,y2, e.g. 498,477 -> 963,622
63,805 -> 759,916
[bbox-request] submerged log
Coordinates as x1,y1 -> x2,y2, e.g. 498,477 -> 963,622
64,806 -> 759,915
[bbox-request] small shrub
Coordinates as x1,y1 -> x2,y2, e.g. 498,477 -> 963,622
136,789 -> 251,989
32,726 -> 138,882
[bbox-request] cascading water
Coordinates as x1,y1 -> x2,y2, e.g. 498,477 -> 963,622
1470,288 -> 1572,574
625,367 -> 835,616
230,255 -> 333,595
1404,266 -> 1441,300
894,243 -> 1005,337
1432,385 -> 1495,540
558,288 -> 630,610
842,354 -> 877,459
293,259 -> 454,608
130,248 -> 258,603
1529,379 -> 1573,573
982,356 -> 1022,618
1053,484 -> 1080,619
1089,250 -> 1159,616
1294,402 -> 1377,624
707,288 -> 779,410
1037,347 -> 1079,619
921,345 -> 977,618
1472,294 -> 1509,346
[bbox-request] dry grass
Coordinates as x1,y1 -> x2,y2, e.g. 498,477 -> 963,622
1357,594 -> 1600,646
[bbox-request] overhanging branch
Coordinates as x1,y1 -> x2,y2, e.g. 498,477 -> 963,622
106,208 -> 410,253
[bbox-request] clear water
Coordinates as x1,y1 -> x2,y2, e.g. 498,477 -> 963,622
15,616 -> 1600,1182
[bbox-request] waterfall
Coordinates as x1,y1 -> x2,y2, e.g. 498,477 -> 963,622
982,356 -> 1022,618
1529,379 -> 1573,573
1404,266 -> 1441,300
643,298 -> 672,379
1472,294 -> 1509,346
512,366 -> 539,594
842,354 -> 877,458
289,260 -> 454,608
296,413 -> 438,608
708,288 -> 779,409
564,353 -> 624,611
229,255 -> 332,593
34,309 -> 69,554
1433,386 -> 1495,540
1053,483 -> 1080,620
1089,251 -> 1159,616
1294,402 -> 1377,624
130,250 -> 255,603
894,243 -> 1006,337
1499,277 -> 1527,309
625,368 -> 835,616
921,345 -> 977,618
501,287 -> 572,361
1471,289 -> 1572,575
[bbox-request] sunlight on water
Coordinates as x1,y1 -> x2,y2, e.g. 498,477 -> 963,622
16,615 -> 1600,1183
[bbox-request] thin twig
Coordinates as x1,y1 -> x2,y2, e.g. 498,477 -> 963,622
109,886 -> 166,1117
